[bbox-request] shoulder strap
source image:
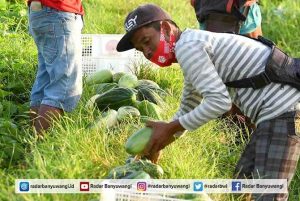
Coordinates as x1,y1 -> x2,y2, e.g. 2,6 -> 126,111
225,72 -> 272,89
225,36 -> 275,89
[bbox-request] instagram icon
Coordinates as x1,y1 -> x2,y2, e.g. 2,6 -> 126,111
137,182 -> 147,191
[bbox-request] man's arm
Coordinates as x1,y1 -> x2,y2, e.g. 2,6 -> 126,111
142,78 -> 202,163
176,40 -> 232,131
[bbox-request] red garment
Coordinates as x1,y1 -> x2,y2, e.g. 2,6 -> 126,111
28,0 -> 84,15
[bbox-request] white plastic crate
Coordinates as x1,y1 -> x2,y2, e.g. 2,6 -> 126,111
100,189 -> 213,201
101,190 -> 185,201
100,190 -> 213,201
81,34 -> 149,75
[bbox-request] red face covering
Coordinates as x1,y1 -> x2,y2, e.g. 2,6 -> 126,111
150,26 -> 177,67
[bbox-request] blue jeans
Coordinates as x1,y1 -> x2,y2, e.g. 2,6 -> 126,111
28,6 -> 83,112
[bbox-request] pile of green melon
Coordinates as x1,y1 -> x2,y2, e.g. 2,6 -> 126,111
85,69 -> 167,130
85,69 -> 167,179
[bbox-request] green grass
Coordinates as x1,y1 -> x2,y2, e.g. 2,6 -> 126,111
0,0 -> 300,200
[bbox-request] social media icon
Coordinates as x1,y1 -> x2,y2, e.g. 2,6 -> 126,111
19,182 -> 29,192
137,182 -> 147,191
80,182 -> 90,191
232,181 -> 241,191
193,182 -> 204,191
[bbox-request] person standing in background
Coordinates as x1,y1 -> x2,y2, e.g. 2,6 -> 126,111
27,0 -> 84,135
190,0 -> 262,38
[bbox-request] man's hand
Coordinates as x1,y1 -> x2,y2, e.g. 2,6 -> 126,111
143,120 -> 185,163
148,150 -> 162,164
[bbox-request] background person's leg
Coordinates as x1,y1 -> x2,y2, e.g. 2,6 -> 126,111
29,9 -> 50,130
34,104 -> 63,134
29,8 -> 83,134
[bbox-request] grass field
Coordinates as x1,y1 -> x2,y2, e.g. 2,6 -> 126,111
0,0 -> 299,200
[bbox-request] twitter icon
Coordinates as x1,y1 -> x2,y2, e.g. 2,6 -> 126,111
193,182 -> 204,191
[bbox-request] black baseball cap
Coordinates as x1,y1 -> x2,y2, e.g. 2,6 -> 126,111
116,4 -> 171,52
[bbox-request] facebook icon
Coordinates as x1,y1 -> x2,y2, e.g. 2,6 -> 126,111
232,181 -> 242,191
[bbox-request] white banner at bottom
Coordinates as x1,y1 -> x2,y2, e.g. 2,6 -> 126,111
15,179 -> 288,194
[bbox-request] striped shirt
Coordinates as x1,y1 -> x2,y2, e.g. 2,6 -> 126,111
173,29 -> 300,131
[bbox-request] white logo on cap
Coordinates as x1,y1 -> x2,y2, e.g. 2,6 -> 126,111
125,15 -> 138,32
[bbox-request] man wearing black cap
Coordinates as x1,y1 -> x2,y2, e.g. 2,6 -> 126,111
117,3 -> 300,201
